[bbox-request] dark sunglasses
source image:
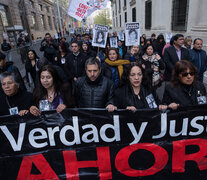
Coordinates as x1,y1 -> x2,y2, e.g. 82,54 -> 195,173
181,72 -> 195,77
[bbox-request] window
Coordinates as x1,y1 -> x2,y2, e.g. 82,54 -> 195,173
48,16 -> 52,29
39,4 -> 43,11
172,0 -> 188,31
120,15 -> 121,27
124,0 -> 126,7
116,17 -> 118,27
125,12 -> 127,23
40,15 -> 46,29
29,0 -> 34,8
53,17 -> 57,30
46,6 -> 50,13
145,0 -> 152,29
31,13 -> 38,30
0,5 -> 11,27
119,0 -> 121,12
132,7 -> 136,22
115,0 -> 117,15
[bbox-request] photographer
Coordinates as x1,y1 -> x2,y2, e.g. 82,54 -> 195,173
40,33 -> 58,63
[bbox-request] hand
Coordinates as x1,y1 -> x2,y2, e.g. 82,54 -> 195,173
153,66 -> 159,72
74,77 -> 78,81
155,54 -> 161,60
56,104 -> 66,113
158,105 -> 168,111
96,56 -> 101,62
29,106 -> 41,116
126,106 -> 136,111
54,57 -> 58,61
106,104 -> 117,112
18,110 -> 29,116
168,103 -> 179,110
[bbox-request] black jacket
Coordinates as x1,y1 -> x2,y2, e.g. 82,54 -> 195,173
162,82 -> 206,107
0,90 -> 32,116
1,42 -> 11,51
74,75 -> 114,108
63,52 -> 87,81
115,84 -> 161,109
163,46 -> 190,80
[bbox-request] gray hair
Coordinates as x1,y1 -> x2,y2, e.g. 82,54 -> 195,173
85,57 -> 101,69
0,71 -> 20,88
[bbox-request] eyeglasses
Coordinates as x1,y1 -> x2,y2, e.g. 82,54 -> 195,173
181,72 -> 195,77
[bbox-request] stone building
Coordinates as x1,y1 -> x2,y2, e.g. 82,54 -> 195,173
0,0 -> 73,46
110,0 -> 207,48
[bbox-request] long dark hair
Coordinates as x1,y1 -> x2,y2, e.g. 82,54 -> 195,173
59,42 -> 69,54
119,62 -> 150,89
171,60 -> 198,87
27,50 -> 39,60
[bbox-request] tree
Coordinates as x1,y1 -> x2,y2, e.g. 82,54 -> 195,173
94,8 -> 112,26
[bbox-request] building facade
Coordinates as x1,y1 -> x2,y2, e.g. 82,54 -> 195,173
0,0 -> 73,46
111,0 -> 207,47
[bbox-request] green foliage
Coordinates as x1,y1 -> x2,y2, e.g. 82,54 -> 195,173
94,9 -> 112,26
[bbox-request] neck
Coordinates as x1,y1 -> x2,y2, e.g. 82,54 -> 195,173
47,86 -> 55,95
132,86 -> 140,95
174,44 -> 181,50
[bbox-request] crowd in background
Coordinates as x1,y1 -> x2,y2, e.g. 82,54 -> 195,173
0,30 -> 207,116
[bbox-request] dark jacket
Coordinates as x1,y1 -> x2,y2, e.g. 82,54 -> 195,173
1,42 -> 11,51
25,58 -> 39,85
115,84 -> 161,109
0,62 -> 26,91
162,82 -> 206,107
63,52 -> 87,81
124,52 -> 141,62
163,46 -> 190,81
74,75 -> 114,108
190,48 -> 207,82
0,90 -> 32,116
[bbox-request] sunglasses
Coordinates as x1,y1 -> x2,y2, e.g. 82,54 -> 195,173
181,72 -> 195,77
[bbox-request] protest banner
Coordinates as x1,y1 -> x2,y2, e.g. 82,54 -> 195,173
118,30 -> 125,41
125,22 -> 140,46
1,105 -> 207,179
110,37 -> 118,48
92,24 -> 108,48
67,0 -> 109,21
166,32 -> 173,43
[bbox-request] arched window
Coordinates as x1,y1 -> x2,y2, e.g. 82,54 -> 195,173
145,0 -> 152,30
172,0 -> 189,31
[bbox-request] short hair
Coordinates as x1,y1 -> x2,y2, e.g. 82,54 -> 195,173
85,57 -> 101,69
45,33 -> 51,37
0,51 -> 6,60
193,38 -> 203,45
0,71 -> 20,88
71,41 -> 80,47
151,33 -> 156,37
173,34 -> 184,41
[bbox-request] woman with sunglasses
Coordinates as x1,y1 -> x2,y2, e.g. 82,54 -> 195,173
163,60 -> 206,110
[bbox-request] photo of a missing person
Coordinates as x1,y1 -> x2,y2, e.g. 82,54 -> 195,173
96,30 -> 105,45
128,29 -> 138,44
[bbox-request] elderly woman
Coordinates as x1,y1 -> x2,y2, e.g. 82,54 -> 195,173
163,60 -> 206,109
115,62 -> 167,111
102,47 -> 130,87
29,65 -> 74,116
0,71 -> 32,116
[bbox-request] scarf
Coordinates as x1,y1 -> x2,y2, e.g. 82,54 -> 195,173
105,58 -> 130,78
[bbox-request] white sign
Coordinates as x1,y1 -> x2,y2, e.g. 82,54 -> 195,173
70,28 -> 75,34
125,22 -> 140,46
166,32 -> 173,43
92,24 -> 108,48
118,30 -> 125,41
110,37 -> 118,48
67,0 -> 109,21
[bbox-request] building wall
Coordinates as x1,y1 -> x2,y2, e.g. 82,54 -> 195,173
111,0 -> 207,48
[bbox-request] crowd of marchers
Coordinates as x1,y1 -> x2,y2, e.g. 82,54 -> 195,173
0,31 -> 206,116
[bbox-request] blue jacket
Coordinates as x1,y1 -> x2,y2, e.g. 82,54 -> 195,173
190,48 -> 207,82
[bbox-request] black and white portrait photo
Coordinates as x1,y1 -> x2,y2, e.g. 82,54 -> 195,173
92,24 -> 108,48
110,37 -> 118,48
125,22 -> 140,46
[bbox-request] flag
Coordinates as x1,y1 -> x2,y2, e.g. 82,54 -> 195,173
67,0 -> 110,21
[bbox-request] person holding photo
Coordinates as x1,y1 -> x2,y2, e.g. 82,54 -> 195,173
96,31 -> 105,45
29,65 -> 74,116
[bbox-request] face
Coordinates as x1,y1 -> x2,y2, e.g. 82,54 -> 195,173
86,63 -> 101,81
174,37 -> 184,47
98,32 -> 103,39
131,45 -> 139,54
0,59 -> 6,68
82,44 -> 88,51
129,66 -> 143,88
118,41 -> 122,47
179,68 -> 195,85
1,76 -> 18,96
146,46 -> 154,56
187,40 -> 192,46
129,31 -> 136,39
194,40 -> 203,51
40,71 -> 54,90
84,35 -> 89,41
28,51 -> 35,60
58,46 -> 62,52
45,35 -> 51,41
71,43 -> 80,54
108,50 -> 118,61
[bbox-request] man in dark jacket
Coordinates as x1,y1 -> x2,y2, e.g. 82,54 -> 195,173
40,33 -> 58,63
64,41 -> 87,82
1,39 -> 12,61
190,38 -> 207,82
163,34 -> 190,80
74,57 -> 117,112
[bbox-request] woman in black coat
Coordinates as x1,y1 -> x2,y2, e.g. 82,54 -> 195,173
163,60 -> 206,109
115,62 -> 167,111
